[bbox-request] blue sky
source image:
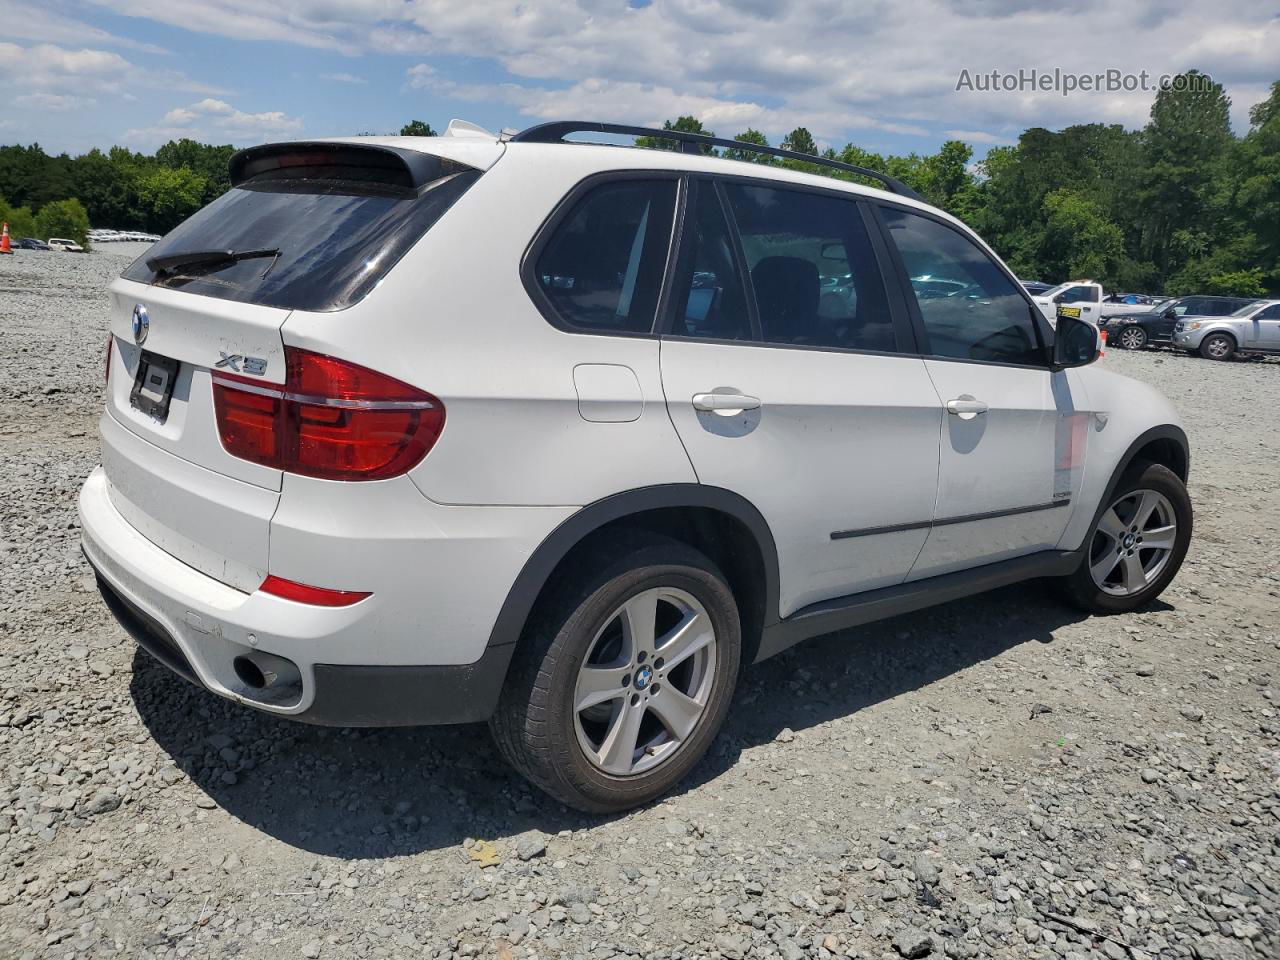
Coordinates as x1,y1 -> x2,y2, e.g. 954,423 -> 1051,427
1,1 -> 1276,160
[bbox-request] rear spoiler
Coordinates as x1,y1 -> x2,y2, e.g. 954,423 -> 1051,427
229,141 -> 472,191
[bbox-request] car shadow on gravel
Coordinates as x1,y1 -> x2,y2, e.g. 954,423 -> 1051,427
130,580 -> 1100,859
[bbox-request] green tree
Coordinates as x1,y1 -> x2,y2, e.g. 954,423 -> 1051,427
1232,82 -> 1280,290
0,195 -> 38,239
918,140 -> 978,217
155,139 -> 235,204
399,120 -> 437,137
1137,71 -> 1233,281
1039,189 -> 1125,283
723,128 -> 774,164
136,167 -> 207,233
70,148 -> 139,229
34,198 -> 91,247
1200,269 -> 1267,297
635,116 -> 716,154
781,127 -> 817,156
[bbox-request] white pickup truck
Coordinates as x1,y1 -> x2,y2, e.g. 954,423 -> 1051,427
1032,281 -> 1145,326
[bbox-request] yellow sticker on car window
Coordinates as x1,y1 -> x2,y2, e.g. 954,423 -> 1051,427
1057,305 -> 1082,319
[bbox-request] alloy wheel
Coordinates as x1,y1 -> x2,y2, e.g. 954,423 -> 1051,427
1120,327 -> 1146,350
1088,489 -> 1178,596
573,587 -> 717,776
1205,336 -> 1232,359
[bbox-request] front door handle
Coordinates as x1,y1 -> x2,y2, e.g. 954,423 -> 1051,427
692,392 -> 761,413
945,396 -> 988,420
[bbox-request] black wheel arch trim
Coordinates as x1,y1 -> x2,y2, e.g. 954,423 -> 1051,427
485,484 -> 782,655
1086,424 -> 1190,544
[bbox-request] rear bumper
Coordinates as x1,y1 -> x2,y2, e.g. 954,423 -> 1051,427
94,570 -> 512,725
79,466 -> 527,725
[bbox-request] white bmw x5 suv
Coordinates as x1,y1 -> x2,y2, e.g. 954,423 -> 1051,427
80,120 -> 1192,812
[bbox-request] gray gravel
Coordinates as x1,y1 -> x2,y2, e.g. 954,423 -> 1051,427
1,248 -> 1278,960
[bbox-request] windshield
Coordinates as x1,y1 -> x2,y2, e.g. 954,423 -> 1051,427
123,162 -> 480,311
1039,282 -> 1070,298
1230,302 -> 1261,317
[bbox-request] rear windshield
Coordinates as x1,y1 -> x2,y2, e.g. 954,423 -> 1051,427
123,157 -> 480,312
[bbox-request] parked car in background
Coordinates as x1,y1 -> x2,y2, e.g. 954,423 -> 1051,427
1032,280 -> 1105,326
1104,293 -> 1157,307
17,238 -> 50,251
1103,295 -> 1260,351
48,238 -> 85,253
1021,280 -> 1054,296
1173,300 -> 1280,360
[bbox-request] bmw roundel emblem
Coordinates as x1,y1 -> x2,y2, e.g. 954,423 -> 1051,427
131,303 -> 149,345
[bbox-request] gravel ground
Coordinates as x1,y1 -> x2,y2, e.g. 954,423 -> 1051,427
1,247 -> 1277,960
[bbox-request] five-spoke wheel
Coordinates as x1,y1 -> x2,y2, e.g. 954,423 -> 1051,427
1088,489 -> 1178,596
490,535 -> 740,813
1062,460 -> 1192,613
573,588 -> 717,776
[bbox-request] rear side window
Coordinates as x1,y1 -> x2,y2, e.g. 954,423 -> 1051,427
124,151 -> 480,312
882,206 -> 1042,366
723,183 -> 896,352
533,179 -> 676,334
668,182 -> 753,341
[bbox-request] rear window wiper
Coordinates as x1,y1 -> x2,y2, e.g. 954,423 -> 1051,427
147,248 -> 281,277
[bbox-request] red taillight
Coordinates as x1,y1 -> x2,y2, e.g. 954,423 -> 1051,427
258,575 -> 370,607
212,348 -> 444,481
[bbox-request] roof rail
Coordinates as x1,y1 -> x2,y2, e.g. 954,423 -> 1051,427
510,120 -> 926,203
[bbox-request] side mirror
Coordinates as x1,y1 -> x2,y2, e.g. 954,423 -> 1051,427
1052,293 -> 1064,303
1163,308 -> 1177,319
1053,313 -> 1101,369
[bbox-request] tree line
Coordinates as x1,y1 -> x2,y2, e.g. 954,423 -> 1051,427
1,75 -> 1276,296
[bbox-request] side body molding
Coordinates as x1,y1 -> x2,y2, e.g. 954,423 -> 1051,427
482,424 -> 1188,702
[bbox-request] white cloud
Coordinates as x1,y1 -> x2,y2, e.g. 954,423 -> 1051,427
38,1 -> 1280,148
322,72 -> 367,84
127,97 -> 304,148
13,92 -> 97,112
944,129 -> 1014,145
0,1 -> 169,54
0,39 -> 223,116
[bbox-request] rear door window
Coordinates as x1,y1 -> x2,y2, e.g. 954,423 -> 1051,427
721,182 -> 898,352
124,148 -> 480,312
531,179 -> 677,335
666,181 -> 753,341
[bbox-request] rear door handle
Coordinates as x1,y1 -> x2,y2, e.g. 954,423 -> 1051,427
945,396 -> 988,419
692,392 -> 761,413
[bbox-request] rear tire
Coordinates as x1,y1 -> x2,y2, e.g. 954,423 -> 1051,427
1199,333 -> 1236,361
490,533 -> 741,813
1061,461 -> 1192,614
1118,325 -> 1147,350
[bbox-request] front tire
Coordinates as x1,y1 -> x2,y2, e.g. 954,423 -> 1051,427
1061,461 -> 1192,614
490,534 -> 741,813
1199,333 -> 1236,361
1118,325 -> 1147,350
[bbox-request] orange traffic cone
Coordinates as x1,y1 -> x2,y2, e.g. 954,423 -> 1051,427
1099,328 -> 1107,356
0,222 -> 12,255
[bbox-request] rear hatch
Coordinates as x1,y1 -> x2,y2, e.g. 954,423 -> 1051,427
102,139 -> 490,590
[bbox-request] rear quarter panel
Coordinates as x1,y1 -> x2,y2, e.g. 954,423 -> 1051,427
279,145 -> 697,507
